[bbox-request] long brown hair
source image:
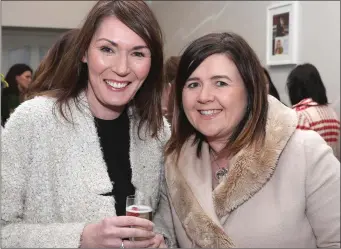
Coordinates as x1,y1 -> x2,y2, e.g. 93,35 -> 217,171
26,1 -> 164,138
27,29 -> 79,100
165,32 -> 268,159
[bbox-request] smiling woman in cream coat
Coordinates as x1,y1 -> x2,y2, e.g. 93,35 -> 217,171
154,32 -> 340,248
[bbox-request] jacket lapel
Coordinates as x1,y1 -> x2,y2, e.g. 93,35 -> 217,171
71,94 -> 170,212
165,138 -> 235,248
128,108 -> 170,211
69,93 -> 113,195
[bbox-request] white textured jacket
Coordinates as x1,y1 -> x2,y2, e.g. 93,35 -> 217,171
1,93 -> 170,248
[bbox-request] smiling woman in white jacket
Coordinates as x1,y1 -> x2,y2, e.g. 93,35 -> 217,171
2,94 -> 170,248
1,1 -> 170,248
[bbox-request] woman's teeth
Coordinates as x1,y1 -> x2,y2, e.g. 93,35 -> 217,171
199,110 -> 222,115
105,80 -> 129,89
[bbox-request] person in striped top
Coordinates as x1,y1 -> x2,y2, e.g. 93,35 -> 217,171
287,63 -> 340,160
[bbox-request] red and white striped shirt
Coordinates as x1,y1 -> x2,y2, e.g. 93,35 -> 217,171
293,98 -> 340,160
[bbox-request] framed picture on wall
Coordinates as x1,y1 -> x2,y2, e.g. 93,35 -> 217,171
266,1 -> 300,66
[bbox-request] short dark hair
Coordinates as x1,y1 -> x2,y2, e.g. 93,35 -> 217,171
286,63 -> 328,105
263,67 -> 281,101
25,1 -> 164,138
165,32 -> 268,159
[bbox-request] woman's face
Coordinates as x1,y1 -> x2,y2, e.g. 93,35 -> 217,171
16,70 -> 32,90
276,40 -> 282,47
83,16 -> 151,119
182,53 -> 248,146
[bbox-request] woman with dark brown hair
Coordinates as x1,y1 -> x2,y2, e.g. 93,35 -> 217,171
2,1 -> 169,248
155,32 -> 340,247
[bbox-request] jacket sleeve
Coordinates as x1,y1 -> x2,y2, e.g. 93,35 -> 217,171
304,130 -> 340,248
1,103 -> 86,248
153,177 -> 178,248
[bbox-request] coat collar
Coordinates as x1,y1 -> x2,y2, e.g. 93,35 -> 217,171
292,98 -> 318,108
165,96 -> 298,247
292,98 -> 319,111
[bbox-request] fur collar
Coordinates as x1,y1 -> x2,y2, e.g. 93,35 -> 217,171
165,96 -> 298,247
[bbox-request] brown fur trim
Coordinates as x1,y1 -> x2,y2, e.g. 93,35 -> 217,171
213,97 -> 297,217
166,152 -> 235,248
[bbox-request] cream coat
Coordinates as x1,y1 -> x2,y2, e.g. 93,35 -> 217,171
155,96 -> 340,248
1,93 -> 170,248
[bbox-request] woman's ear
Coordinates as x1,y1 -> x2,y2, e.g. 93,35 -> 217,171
82,52 -> 88,63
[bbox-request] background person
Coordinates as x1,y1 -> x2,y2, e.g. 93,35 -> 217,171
1,63 -> 32,125
287,63 -> 340,160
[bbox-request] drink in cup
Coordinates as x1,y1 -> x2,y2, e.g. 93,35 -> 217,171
126,204 -> 153,221
126,195 -> 153,241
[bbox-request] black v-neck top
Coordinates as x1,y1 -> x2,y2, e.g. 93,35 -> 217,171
94,109 -> 135,216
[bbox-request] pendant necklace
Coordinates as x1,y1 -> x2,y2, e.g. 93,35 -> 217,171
210,148 -> 228,183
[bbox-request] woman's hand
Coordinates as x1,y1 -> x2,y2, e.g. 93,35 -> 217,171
80,216 -> 155,248
150,234 -> 167,248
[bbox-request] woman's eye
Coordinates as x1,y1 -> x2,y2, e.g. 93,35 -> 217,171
132,51 -> 145,57
216,81 -> 228,87
187,82 -> 199,88
100,46 -> 113,53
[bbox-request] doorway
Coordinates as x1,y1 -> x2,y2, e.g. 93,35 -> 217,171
1,27 -> 69,75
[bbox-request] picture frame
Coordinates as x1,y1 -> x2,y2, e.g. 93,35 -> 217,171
266,1 -> 300,66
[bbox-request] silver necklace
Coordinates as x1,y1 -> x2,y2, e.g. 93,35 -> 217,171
210,149 -> 228,183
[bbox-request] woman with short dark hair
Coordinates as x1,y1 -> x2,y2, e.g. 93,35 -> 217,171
155,32 -> 340,248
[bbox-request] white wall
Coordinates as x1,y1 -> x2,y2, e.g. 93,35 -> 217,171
2,1 -> 97,29
1,1 -> 97,75
2,28 -> 67,73
150,1 -> 340,109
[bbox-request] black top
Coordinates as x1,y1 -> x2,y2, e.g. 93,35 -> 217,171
94,109 -> 135,216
